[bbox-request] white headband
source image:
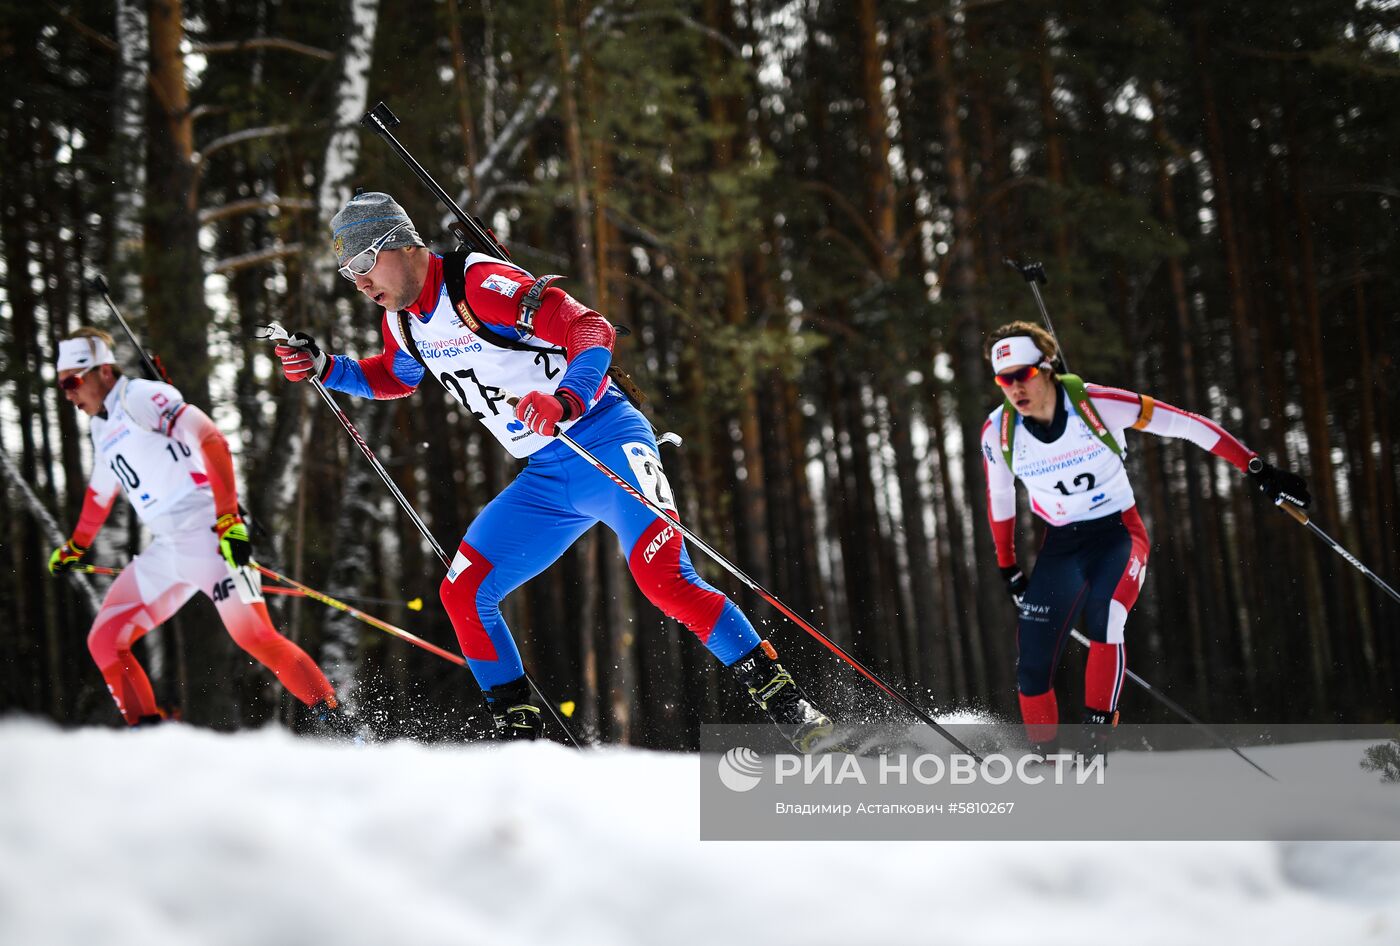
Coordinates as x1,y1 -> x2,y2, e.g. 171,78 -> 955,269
56,337 -> 116,373
989,335 -> 1047,375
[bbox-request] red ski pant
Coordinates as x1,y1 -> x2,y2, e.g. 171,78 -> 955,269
86,527 -> 335,725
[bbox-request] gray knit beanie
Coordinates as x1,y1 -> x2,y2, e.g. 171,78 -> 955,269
330,191 -> 424,266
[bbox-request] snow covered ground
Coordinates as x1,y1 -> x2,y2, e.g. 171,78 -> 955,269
1,718 -> 1397,945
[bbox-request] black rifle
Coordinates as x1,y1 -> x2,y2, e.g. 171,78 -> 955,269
360,101 -> 650,409
88,275 -> 171,383
360,102 -> 510,260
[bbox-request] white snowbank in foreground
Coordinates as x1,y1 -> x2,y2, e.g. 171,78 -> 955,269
1,719 -> 1396,946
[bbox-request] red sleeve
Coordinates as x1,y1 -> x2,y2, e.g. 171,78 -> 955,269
463,262 -> 616,358
171,406 -> 239,519
531,288 -> 616,357
361,314 -> 420,398
72,486 -> 117,549
981,418 -> 1018,567
990,515 -> 1016,568
1087,383 -> 1257,473
323,312 -> 421,400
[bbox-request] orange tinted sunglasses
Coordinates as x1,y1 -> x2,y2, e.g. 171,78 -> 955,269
993,364 -> 1045,389
57,366 -> 95,392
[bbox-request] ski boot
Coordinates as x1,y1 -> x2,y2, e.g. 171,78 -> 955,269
308,698 -> 362,743
1078,707 -> 1118,770
485,677 -> 543,741
732,641 -> 834,753
131,705 -> 176,729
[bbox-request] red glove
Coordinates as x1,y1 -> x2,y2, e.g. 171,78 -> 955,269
514,390 -> 576,436
275,332 -> 328,383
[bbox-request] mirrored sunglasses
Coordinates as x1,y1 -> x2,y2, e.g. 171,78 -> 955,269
993,363 -> 1047,389
57,366 -> 95,392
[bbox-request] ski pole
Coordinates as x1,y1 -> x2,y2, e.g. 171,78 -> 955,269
71,564 -> 121,577
255,323 -> 446,567
87,275 -> 171,383
1270,499 -> 1400,606
1004,259 -> 1069,372
259,565 -> 574,717
256,586 -> 425,610
515,402 -> 979,760
253,323 -> 580,747
79,561 -> 458,664
73,563 -> 424,609
254,565 -> 467,667
1069,630 -> 1276,780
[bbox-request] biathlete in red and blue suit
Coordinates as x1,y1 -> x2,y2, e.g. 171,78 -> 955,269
277,191 -> 832,749
979,321 -> 1311,747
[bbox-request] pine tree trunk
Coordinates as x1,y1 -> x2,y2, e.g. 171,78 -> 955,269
443,0 -> 481,198
551,0 -> 600,305
931,13 -> 1002,699
1035,17 -> 1074,323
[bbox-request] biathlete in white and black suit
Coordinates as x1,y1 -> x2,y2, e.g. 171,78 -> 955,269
979,321 -> 1310,746
276,192 -> 833,749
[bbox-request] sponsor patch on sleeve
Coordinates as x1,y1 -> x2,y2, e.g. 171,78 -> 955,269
480,273 -> 522,298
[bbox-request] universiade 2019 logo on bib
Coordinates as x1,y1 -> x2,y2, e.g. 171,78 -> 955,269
717,747 -> 764,792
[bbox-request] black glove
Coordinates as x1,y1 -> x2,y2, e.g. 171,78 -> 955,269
214,513 -> 253,568
1000,564 -> 1029,608
1247,457 -> 1310,509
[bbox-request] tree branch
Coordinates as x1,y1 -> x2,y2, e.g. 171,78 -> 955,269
45,1 -> 118,53
199,197 -> 316,225
193,125 -> 295,170
193,37 -> 336,61
210,243 -> 306,274
607,11 -> 746,58
0,446 -> 103,616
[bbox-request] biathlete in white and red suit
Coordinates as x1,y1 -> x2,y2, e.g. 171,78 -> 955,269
276,191 -> 832,749
49,329 -> 343,728
978,321 -> 1310,747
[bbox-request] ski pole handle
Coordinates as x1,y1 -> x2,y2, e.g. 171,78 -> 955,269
1275,498 -> 1309,525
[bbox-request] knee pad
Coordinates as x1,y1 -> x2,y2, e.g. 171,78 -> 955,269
439,542 -> 500,661
627,518 -> 726,634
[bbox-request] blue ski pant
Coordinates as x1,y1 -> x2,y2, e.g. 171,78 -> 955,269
439,401 -> 761,691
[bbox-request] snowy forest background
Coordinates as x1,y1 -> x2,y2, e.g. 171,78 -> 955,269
1,0 -> 1396,746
